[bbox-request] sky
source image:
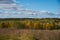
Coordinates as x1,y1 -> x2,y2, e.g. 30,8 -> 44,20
16,0 -> 60,13
0,0 -> 60,18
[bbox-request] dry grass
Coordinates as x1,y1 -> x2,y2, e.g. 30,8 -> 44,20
0,28 -> 60,40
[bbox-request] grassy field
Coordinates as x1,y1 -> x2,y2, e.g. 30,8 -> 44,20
0,28 -> 60,40
0,18 -> 60,40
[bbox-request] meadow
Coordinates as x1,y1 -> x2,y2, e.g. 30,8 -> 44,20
0,18 -> 60,40
0,29 -> 60,40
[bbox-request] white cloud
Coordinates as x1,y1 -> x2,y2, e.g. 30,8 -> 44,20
13,0 -> 16,3
0,1 -> 60,18
0,0 -> 15,4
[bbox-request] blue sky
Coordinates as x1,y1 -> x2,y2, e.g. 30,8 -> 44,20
0,0 -> 60,18
16,0 -> 60,13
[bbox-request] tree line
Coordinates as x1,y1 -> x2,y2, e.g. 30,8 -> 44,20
0,18 -> 60,30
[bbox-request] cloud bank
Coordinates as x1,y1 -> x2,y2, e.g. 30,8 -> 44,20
0,0 -> 60,18
0,0 -> 15,4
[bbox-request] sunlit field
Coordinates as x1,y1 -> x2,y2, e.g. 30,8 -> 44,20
0,29 -> 60,40
0,18 -> 60,40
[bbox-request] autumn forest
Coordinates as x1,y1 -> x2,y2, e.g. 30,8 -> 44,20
0,18 -> 60,30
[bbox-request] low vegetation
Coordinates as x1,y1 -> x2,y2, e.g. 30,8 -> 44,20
0,29 -> 60,40
0,18 -> 60,40
0,18 -> 60,29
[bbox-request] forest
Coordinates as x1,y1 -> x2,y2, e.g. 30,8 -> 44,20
0,18 -> 60,30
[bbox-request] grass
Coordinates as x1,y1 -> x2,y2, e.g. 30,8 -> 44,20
0,28 -> 60,40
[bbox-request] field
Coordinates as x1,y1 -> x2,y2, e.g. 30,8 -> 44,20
0,29 -> 60,40
0,18 -> 60,40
